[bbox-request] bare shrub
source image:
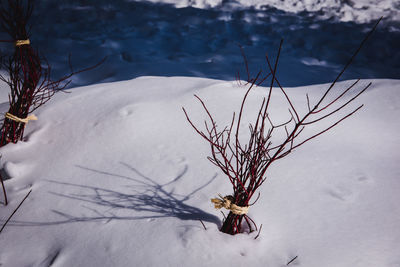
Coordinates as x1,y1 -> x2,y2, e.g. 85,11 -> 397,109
183,18 -> 381,235
0,0 -> 104,205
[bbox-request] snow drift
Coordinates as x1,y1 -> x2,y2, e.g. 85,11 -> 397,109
0,76 -> 399,266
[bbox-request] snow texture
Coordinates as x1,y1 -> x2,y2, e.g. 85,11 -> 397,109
0,77 -> 399,267
137,0 -> 400,24
0,0 -> 399,267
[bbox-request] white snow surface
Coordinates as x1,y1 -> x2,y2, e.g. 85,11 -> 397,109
0,1 -> 399,265
0,76 -> 399,267
131,0 -> 400,23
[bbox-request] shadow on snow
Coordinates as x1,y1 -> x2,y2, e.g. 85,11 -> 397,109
6,162 -> 220,228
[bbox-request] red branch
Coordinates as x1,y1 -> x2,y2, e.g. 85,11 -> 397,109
183,18 -> 381,235
0,0 -> 104,205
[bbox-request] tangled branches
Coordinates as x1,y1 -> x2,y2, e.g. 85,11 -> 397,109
0,0 -> 104,205
183,18 -> 381,235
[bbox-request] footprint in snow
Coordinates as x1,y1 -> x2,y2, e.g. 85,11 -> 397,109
325,172 -> 372,201
118,105 -> 135,117
325,186 -> 354,201
355,173 -> 371,184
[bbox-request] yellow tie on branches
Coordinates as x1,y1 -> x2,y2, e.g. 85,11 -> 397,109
5,112 -> 37,124
211,195 -> 249,215
15,39 -> 30,46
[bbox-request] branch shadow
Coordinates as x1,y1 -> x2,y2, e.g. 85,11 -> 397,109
7,162 -> 220,228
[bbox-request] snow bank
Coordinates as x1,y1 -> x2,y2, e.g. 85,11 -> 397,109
132,0 -> 400,24
0,76 -> 399,266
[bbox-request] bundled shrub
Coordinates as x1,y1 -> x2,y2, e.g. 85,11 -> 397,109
0,0 -> 104,205
183,19 -> 381,235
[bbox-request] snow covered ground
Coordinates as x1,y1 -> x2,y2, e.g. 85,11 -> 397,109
0,76 -> 399,267
1,1 -> 400,267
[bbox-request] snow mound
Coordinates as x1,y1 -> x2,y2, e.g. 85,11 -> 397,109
132,0 -> 400,24
0,77 -> 399,266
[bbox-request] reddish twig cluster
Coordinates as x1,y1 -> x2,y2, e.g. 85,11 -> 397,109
0,0 -> 40,147
0,0 -> 104,205
183,18 -> 381,235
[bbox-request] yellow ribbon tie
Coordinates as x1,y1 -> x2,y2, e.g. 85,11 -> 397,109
5,112 -> 37,124
15,39 -> 30,46
211,194 -> 249,215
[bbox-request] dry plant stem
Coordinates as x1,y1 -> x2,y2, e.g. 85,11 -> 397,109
287,256 -> 298,266
183,18 -> 381,235
199,219 -> 207,230
0,173 -> 7,205
254,224 -> 262,239
0,189 -> 32,234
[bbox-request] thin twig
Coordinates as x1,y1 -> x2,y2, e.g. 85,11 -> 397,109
0,189 -> 32,234
0,172 -> 7,205
199,219 -> 207,230
220,211 -> 226,220
287,255 -> 298,266
254,224 -> 262,239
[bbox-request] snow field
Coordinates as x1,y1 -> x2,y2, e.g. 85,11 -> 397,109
0,76 -> 399,266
